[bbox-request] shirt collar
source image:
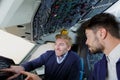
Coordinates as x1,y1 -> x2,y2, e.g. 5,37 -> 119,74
56,52 -> 68,64
106,44 -> 120,63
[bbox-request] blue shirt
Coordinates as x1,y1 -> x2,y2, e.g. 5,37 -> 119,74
56,52 -> 68,64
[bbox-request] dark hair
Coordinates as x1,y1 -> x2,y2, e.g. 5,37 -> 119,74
85,13 -> 120,38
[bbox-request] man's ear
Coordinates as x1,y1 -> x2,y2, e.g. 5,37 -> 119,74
98,28 -> 107,39
68,46 -> 71,51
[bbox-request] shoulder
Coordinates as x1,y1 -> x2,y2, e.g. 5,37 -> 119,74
45,50 -> 55,54
68,50 -> 80,58
39,50 -> 55,62
67,50 -> 81,63
94,54 -> 106,69
42,50 -> 55,57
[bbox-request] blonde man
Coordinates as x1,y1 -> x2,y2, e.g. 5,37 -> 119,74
2,31 -> 81,80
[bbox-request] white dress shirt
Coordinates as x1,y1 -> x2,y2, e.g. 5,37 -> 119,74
106,44 -> 120,80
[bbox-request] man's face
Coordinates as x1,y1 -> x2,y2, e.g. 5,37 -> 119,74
55,38 -> 70,57
85,29 -> 104,54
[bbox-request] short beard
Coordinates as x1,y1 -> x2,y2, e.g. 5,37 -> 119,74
90,49 -> 103,54
89,37 -> 104,54
89,44 -> 104,54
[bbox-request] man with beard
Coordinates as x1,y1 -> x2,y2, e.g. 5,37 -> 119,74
84,13 -> 120,80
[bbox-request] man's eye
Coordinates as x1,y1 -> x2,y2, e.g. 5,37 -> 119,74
60,43 -> 64,46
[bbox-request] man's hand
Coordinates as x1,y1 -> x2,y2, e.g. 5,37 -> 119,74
0,65 -> 24,80
21,71 -> 42,80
